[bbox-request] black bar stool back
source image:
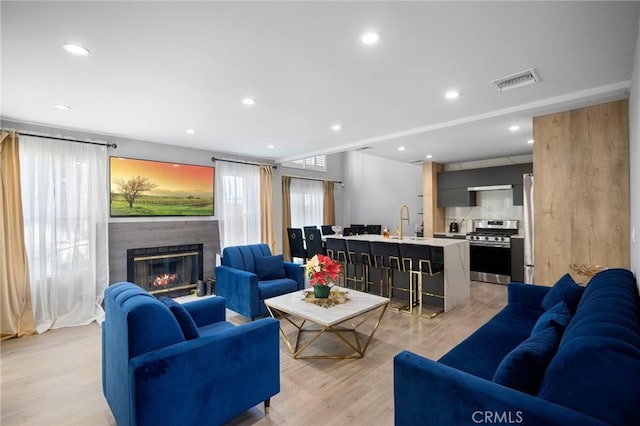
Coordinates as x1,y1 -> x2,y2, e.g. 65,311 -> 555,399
369,241 -> 401,298
325,237 -> 348,286
304,228 -> 326,258
345,239 -> 372,292
287,228 -> 307,263
364,225 -> 382,235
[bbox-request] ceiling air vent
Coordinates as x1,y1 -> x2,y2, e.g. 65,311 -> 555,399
355,146 -> 372,151
491,68 -> 540,91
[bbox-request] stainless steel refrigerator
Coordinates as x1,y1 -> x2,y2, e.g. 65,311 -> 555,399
523,173 -> 535,283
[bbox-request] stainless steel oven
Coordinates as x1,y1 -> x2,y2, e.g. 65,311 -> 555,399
467,220 -> 518,285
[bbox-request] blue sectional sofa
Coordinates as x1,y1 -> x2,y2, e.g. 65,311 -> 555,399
215,244 -> 305,320
102,282 -> 280,426
394,268 -> 640,425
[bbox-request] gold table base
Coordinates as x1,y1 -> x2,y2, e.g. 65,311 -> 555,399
266,303 -> 388,360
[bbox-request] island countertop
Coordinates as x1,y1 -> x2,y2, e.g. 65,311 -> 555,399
325,234 -> 470,312
328,233 -> 470,248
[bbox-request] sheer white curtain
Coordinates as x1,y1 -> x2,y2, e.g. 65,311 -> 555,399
215,162 -> 260,249
19,135 -> 109,333
290,178 -> 324,228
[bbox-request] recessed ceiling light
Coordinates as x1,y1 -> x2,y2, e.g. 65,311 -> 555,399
242,98 -> 256,106
267,144 -> 275,149
63,43 -> 90,56
331,124 -> 342,131
426,154 -> 433,159
527,139 -> 534,144
398,146 -> 406,151
185,129 -> 196,134
445,90 -> 460,99
361,32 -> 381,45
52,104 -> 71,110
509,125 -> 520,132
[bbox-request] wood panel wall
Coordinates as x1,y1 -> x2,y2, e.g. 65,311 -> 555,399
422,161 -> 445,237
109,220 -> 220,284
533,100 -> 629,285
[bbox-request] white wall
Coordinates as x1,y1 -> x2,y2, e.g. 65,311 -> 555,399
629,16 -> 640,286
343,151 -> 422,234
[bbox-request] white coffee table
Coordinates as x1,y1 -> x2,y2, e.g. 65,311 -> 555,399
264,289 -> 389,359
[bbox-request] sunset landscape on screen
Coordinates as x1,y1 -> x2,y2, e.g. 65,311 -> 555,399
109,157 -> 214,217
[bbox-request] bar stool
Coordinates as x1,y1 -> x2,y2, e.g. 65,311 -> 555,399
364,225 -> 381,235
304,228 -> 325,258
345,239 -> 372,292
399,244 -> 442,317
369,241 -> 402,303
287,228 -> 307,263
320,225 -> 334,236
325,237 -> 348,287
343,227 -> 358,236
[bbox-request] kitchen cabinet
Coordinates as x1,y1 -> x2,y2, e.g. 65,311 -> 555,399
438,188 -> 476,207
512,184 -> 524,206
437,163 -> 532,207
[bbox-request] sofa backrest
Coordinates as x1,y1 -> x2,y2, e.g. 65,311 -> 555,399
536,268 -> 640,425
103,282 -> 184,426
222,244 -> 272,274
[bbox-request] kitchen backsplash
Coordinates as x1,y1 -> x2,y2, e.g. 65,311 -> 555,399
444,189 -> 524,234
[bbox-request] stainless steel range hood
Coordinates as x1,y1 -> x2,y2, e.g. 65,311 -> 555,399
467,184 -> 513,192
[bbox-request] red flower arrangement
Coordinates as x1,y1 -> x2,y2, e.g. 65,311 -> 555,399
305,254 -> 342,286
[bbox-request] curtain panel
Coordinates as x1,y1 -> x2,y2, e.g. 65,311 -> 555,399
281,176 -> 292,261
19,135 -> 108,333
215,162 -> 260,249
0,131 -> 36,339
259,165 -> 277,253
323,181 -> 336,227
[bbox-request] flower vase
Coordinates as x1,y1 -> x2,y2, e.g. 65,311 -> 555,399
313,284 -> 331,299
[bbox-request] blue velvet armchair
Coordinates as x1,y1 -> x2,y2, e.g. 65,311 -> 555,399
102,282 -> 280,426
215,244 -> 305,320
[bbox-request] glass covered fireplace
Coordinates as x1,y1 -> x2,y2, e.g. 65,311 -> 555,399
127,244 -> 203,295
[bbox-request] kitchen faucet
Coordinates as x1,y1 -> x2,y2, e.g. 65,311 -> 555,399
399,204 -> 410,240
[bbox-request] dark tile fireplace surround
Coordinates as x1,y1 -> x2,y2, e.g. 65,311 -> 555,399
109,221 -> 220,297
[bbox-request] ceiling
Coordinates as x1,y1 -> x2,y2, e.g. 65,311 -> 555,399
2,1 -> 639,164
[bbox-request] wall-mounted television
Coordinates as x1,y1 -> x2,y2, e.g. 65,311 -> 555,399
110,157 -> 214,217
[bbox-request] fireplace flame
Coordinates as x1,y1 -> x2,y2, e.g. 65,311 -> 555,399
152,273 -> 179,287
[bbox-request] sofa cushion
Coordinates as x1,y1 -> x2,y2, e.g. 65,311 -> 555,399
531,301 -> 571,336
493,326 -> 560,394
438,304 -> 542,380
537,268 -> 640,425
255,255 -> 287,280
541,273 -> 584,313
258,278 -> 299,300
160,297 -> 200,340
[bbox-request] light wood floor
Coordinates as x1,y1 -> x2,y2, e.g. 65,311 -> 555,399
1,281 -> 506,426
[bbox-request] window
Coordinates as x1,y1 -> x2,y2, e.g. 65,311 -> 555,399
283,155 -> 327,172
290,178 -> 324,228
215,162 -> 260,248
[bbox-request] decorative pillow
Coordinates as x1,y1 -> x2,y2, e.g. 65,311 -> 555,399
531,301 -> 572,336
159,297 -> 200,340
255,255 -> 287,280
493,326 -> 560,394
541,273 -> 585,313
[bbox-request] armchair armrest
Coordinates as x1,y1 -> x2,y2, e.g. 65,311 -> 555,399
283,261 -> 305,290
183,296 -> 226,327
215,265 -> 259,318
394,350 -> 605,426
130,318 -> 280,426
507,282 -> 550,310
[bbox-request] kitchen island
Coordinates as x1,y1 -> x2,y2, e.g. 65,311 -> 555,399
326,234 -> 470,313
